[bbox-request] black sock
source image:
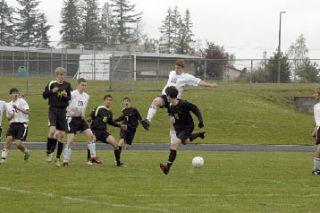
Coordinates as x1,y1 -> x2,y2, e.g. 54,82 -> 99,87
87,149 -> 91,161
46,138 -> 52,155
114,149 -> 121,164
167,149 -> 177,169
56,142 -> 64,159
50,139 -> 57,153
119,146 -> 122,153
189,133 -> 200,141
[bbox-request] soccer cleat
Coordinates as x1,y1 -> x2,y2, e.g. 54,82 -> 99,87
63,162 -> 68,168
46,153 -> 53,163
116,162 -> 127,167
24,151 -> 30,161
0,159 -> 6,164
90,157 -> 103,164
312,169 -> 320,175
55,158 -> 61,167
87,160 -> 93,166
141,119 -> 150,130
160,163 -> 169,175
199,130 -> 206,139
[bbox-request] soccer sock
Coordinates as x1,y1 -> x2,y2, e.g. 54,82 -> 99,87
146,105 -> 157,122
114,149 -> 121,164
119,146 -> 122,153
56,141 -> 64,159
1,149 -> 9,160
313,157 -> 320,170
50,139 -> 58,154
170,131 -> 177,144
87,149 -> 91,161
63,147 -> 71,163
87,142 -> 96,158
167,149 -> 177,169
19,147 -> 29,154
46,138 -> 52,155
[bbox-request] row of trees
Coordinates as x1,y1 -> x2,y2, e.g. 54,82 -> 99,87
237,34 -> 319,83
0,0 -> 196,53
0,0 -> 51,48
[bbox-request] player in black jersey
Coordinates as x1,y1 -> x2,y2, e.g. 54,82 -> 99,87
42,67 -> 72,167
87,95 -> 127,167
160,86 -> 205,175
114,97 -> 144,151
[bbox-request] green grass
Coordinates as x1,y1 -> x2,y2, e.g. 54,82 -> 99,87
0,77 -> 317,144
0,150 -> 319,212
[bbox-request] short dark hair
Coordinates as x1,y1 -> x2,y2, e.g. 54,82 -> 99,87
123,96 -> 131,102
104,94 -> 112,100
165,86 -> 178,98
9,88 -> 19,94
77,78 -> 86,84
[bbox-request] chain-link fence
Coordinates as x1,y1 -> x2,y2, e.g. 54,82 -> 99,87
1,46 -> 319,91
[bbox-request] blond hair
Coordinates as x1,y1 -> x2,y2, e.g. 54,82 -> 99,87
55,67 -> 67,76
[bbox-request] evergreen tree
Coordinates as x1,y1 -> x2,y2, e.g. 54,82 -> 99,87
15,0 -> 51,47
100,2 -> 116,47
176,9 -> 194,54
110,0 -> 142,44
159,7 -> 174,53
82,0 -> 101,49
0,0 -> 14,46
265,51 -> 290,83
170,6 -> 181,52
60,0 -> 82,48
34,13 -> 51,48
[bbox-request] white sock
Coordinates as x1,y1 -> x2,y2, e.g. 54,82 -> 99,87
88,142 -> 96,158
170,131 -> 177,144
19,147 -> 28,154
1,149 -> 9,160
63,147 -> 71,163
314,157 -> 320,170
146,105 -> 157,122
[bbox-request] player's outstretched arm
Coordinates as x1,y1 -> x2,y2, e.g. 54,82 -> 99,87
188,102 -> 204,128
199,80 -> 217,88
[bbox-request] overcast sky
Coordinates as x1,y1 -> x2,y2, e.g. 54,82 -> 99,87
7,0 -> 320,59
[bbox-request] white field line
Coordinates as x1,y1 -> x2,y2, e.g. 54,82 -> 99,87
129,193 -> 320,198
0,186 -> 169,213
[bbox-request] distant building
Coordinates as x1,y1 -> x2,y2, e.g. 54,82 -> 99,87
223,66 -> 242,80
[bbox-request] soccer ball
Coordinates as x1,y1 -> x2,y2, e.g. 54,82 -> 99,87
192,156 -> 204,168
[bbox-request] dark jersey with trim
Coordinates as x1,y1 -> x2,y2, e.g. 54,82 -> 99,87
42,80 -> 72,108
114,107 -> 142,129
169,99 -> 203,130
89,106 -> 120,131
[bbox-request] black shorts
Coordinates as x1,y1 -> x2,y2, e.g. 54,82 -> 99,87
316,127 -> 320,145
120,128 -> 136,145
6,123 -> 28,141
0,126 -> 2,139
66,117 -> 89,134
158,95 -> 172,116
92,129 -> 110,143
176,128 -> 194,144
49,107 -> 67,131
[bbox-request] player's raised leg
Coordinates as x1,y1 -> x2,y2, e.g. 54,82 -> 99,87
141,97 -> 164,130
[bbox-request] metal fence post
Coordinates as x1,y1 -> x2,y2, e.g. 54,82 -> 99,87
250,59 -> 253,85
204,60 -> 207,80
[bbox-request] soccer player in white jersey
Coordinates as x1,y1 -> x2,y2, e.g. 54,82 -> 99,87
311,87 -> 320,175
63,78 -> 101,167
1,88 -> 30,163
0,100 -> 7,139
141,59 -> 217,144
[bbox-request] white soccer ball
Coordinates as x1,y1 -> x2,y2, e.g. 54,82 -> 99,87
192,156 -> 204,168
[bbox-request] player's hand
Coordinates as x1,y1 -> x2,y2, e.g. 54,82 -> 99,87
20,93 -> 25,99
87,117 -> 92,122
52,87 -> 59,93
198,122 -> 204,128
121,124 -> 128,131
81,114 -> 85,120
210,83 -> 217,88
12,104 -> 18,109
69,111 -> 76,117
312,131 -> 316,141
61,90 -> 67,97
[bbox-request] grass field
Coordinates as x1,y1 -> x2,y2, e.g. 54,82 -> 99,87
0,150 -> 319,213
0,77 -> 316,145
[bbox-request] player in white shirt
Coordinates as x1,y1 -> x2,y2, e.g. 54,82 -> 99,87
141,59 -> 217,143
1,88 -> 30,163
311,87 -> 320,175
0,100 -> 7,139
63,78 -> 101,167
